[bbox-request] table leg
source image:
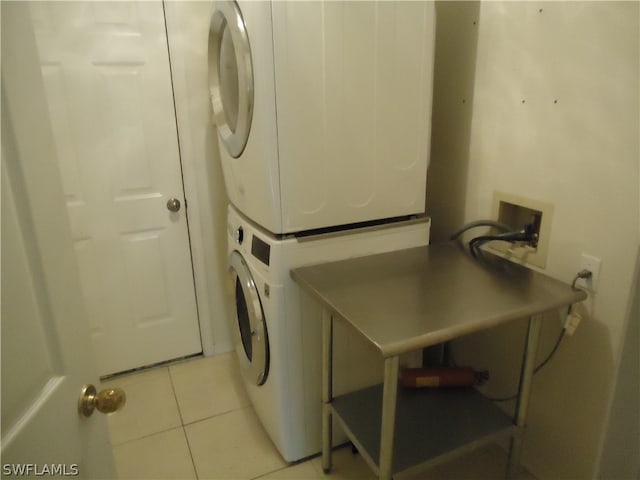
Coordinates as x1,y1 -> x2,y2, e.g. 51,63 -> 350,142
379,356 -> 399,480
321,310 -> 333,473
507,315 -> 542,479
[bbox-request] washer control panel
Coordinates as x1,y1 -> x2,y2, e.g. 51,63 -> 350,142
234,226 -> 244,244
227,216 -> 270,266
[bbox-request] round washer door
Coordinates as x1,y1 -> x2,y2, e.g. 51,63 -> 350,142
229,251 -> 269,386
208,0 -> 254,158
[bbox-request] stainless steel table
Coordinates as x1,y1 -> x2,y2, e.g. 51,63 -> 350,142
291,243 -> 586,480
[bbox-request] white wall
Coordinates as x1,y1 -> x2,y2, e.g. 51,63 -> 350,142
427,2 -> 639,478
164,1 -> 233,355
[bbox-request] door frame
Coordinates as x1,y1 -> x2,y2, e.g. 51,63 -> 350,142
163,0 -> 232,357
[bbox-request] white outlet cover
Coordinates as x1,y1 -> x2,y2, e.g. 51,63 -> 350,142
578,253 -> 601,291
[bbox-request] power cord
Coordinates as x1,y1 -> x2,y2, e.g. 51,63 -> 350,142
468,223 -> 538,259
482,269 -> 592,402
446,222 -> 592,401
450,220 -> 514,241
572,269 -> 592,288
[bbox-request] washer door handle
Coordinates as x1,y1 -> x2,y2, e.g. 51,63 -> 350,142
229,251 -> 269,386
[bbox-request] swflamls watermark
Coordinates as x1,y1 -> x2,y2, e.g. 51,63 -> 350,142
2,464 -> 79,477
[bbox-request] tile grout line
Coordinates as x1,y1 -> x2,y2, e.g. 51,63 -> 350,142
248,464 -> 289,480
167,356 -> 253,480
109,424 -> 184,448
181,405 -> 254,428
165,355 -> 287,480
108,367 -> 182,447
180,425 -> 200,480
167,366 -> 200,480
167,365 -> 187,426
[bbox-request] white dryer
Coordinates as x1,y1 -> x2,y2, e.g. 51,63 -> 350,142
226,204 -> 430,462
210,1 -> 436,235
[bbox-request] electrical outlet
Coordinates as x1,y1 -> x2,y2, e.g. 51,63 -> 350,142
578,254 -> 601,291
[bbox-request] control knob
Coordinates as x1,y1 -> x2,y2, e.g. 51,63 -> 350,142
234,226 -> 244,244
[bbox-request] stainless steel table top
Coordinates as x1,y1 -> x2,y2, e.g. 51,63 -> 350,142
291,242 -> 587,358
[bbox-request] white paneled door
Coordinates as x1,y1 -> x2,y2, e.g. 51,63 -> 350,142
2,3 -> 114,474
29,1 -> 202,376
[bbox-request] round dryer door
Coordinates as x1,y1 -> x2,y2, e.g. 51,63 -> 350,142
229,251 -> 269,386
208,0 -> 253,158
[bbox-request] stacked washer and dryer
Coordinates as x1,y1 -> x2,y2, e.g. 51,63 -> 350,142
208,0 -> 436,462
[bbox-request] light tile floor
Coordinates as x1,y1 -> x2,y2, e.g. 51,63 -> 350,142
103,353 -> 536,480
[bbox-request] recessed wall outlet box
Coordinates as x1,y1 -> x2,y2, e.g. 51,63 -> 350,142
578,253 -> 601,291
489,192 -> 554,269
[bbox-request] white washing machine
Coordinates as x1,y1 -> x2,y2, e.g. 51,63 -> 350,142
210,1 -> 436,235
227,204 -> 430,462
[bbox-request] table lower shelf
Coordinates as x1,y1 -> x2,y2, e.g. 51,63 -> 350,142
331,384 -> 514,476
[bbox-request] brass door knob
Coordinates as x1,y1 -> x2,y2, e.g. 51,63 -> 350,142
78,384 -> 126,417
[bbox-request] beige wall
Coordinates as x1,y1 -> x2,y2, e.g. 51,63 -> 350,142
427,2 -> 639,478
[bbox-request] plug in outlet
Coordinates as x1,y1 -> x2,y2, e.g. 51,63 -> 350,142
564,311 -> 583,335
577,254 -> 601,291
